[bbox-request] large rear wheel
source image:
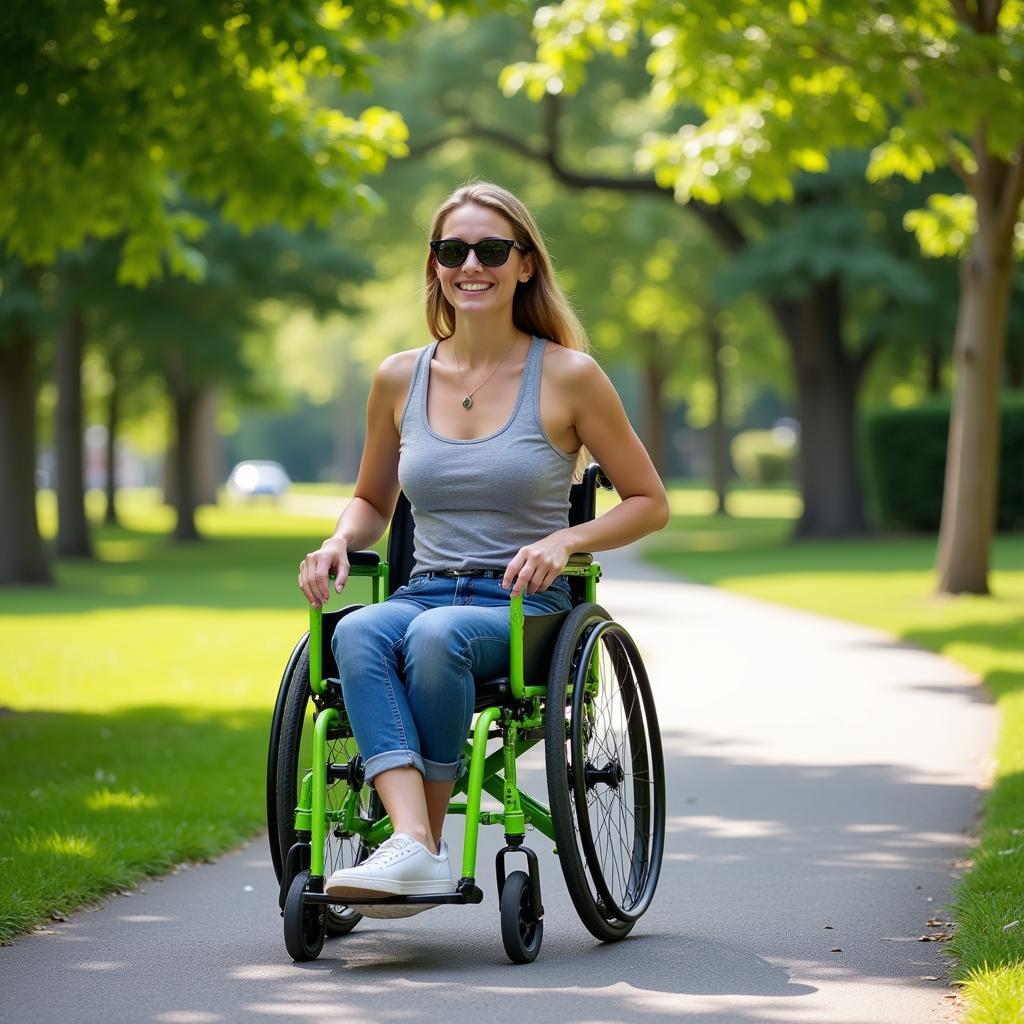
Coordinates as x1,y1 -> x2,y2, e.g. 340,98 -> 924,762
544,603 -> 665,941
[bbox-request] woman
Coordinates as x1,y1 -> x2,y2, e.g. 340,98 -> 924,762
297,180 -> 669,911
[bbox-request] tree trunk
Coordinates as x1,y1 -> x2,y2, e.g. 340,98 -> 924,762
926,340 -> 944,395
165,354 -> 202,542
104,350 -> 120,527
0,331 -> 53,585
707,313 -> 730,515
641,348 -> 666,478
171,387 -> 200,541
55,306 -> 93,558
935,215 -> 1014,594
193,388 -> 220,505
778,280 -> 868,538
1008,350 -> 1023,390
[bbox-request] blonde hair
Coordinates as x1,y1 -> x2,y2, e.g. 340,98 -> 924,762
424,180 -> 591,476
425,180 -> 589,351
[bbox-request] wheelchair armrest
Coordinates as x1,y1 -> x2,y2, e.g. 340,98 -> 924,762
326,551 -> 383,580
348,551 -> 380,567
565,553 -> 593,567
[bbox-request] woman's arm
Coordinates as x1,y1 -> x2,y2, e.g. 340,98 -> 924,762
502,352 -> 670,597
297,353 -> 410,606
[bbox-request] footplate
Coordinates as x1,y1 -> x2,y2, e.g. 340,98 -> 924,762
302,876 -> 484,908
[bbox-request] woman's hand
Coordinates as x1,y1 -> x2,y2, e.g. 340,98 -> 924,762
502,534 -> 572,597
298,538 -> 349,607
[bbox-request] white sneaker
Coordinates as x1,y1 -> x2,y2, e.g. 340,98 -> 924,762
325,834 -> 456,901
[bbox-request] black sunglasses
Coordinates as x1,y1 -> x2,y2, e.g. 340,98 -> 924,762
429,237 -> 531,268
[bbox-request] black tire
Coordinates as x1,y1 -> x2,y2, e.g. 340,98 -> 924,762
272,610 -> 383,937
283,870 -> 325,961
545,603 -> 666,941
267,632 -> 308,883
500,871 -> 543,964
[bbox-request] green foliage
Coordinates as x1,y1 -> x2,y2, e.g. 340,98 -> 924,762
862,395 -> 1024,531
730,428 -> 797,485
0,0 -> 521,285
506,2 -> 1024,206
338,13 -> 789,432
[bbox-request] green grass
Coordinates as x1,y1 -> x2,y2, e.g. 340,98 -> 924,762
646,488 -> 1024,1021
0,492 -> 362,943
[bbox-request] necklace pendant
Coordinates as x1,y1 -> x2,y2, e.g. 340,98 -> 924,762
462,396 -> 474,410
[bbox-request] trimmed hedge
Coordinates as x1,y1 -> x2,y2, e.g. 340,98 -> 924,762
861,393 -> 1024,532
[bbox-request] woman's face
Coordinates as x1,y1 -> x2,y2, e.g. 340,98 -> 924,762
432,203 -> 534,319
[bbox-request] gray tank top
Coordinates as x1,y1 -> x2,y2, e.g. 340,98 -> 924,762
398,335 -> 577,576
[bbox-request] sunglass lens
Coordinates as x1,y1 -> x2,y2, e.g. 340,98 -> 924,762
435,240 -> 469,267
476,239 -> 512,266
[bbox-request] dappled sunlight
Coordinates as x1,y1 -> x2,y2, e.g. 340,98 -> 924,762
155,1013 -> 225,1024
665,485 -> 801,521
85,789 -> 160,812
668,814 -> 787,840
18,831 -> 98,858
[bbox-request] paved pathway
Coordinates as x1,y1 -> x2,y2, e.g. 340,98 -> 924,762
0,545 -> 996,1024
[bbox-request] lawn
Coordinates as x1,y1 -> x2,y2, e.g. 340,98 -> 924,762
0,490 -> 355,943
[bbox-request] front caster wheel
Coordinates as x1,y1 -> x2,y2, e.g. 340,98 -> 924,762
283,870 -> 325,961
500,870 -> 543,964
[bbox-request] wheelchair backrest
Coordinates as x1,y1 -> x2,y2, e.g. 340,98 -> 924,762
385,462 -> 612,600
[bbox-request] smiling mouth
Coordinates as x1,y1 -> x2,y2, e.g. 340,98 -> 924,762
457,283 -> 493,292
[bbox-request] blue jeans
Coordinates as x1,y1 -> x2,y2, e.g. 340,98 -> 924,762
332,573 -> 573,784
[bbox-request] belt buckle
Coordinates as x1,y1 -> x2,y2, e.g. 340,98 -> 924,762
452,569 -> 478,577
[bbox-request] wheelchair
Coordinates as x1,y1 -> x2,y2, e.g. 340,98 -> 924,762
266,464 -> 666,964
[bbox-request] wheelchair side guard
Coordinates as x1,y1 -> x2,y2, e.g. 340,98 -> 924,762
496,844 -> 544,923
309,561 -> 390,696
508,559 -> 600,701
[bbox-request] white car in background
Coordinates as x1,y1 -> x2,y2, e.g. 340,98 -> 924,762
226,460 -> 291,501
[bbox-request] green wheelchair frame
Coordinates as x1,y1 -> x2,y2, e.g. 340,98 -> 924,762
267,465 -> 666,964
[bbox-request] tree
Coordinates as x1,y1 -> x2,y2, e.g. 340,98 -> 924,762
367,13 -> 940,534
507,0 -> 1024,590
92,211 -> 372,539
0,259 -> 50,583
0,0 -> 512,583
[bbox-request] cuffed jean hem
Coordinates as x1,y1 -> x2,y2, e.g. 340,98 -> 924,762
363,749 -> 425,785
422,755 -> 464,783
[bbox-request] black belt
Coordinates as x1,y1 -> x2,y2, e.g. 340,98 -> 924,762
422,569 -> 505,579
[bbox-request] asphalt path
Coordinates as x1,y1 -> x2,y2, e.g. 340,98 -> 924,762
1,544 -> 996,1024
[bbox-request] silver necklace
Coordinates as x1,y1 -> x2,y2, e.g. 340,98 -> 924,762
453,338 -> 518,410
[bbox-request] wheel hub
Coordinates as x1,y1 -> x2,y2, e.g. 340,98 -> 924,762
583,758 -> 624,790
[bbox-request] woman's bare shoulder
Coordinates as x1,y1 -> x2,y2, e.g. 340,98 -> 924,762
374,346 -> 424,395
541,341 -> 604,387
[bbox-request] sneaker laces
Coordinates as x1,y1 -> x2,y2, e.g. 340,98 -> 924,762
361,833 -> 423,868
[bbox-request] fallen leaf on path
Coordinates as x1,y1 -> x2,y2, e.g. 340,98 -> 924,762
830,947 -> 842,953
918,933 -> 952,942
920,976 -> 941,981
